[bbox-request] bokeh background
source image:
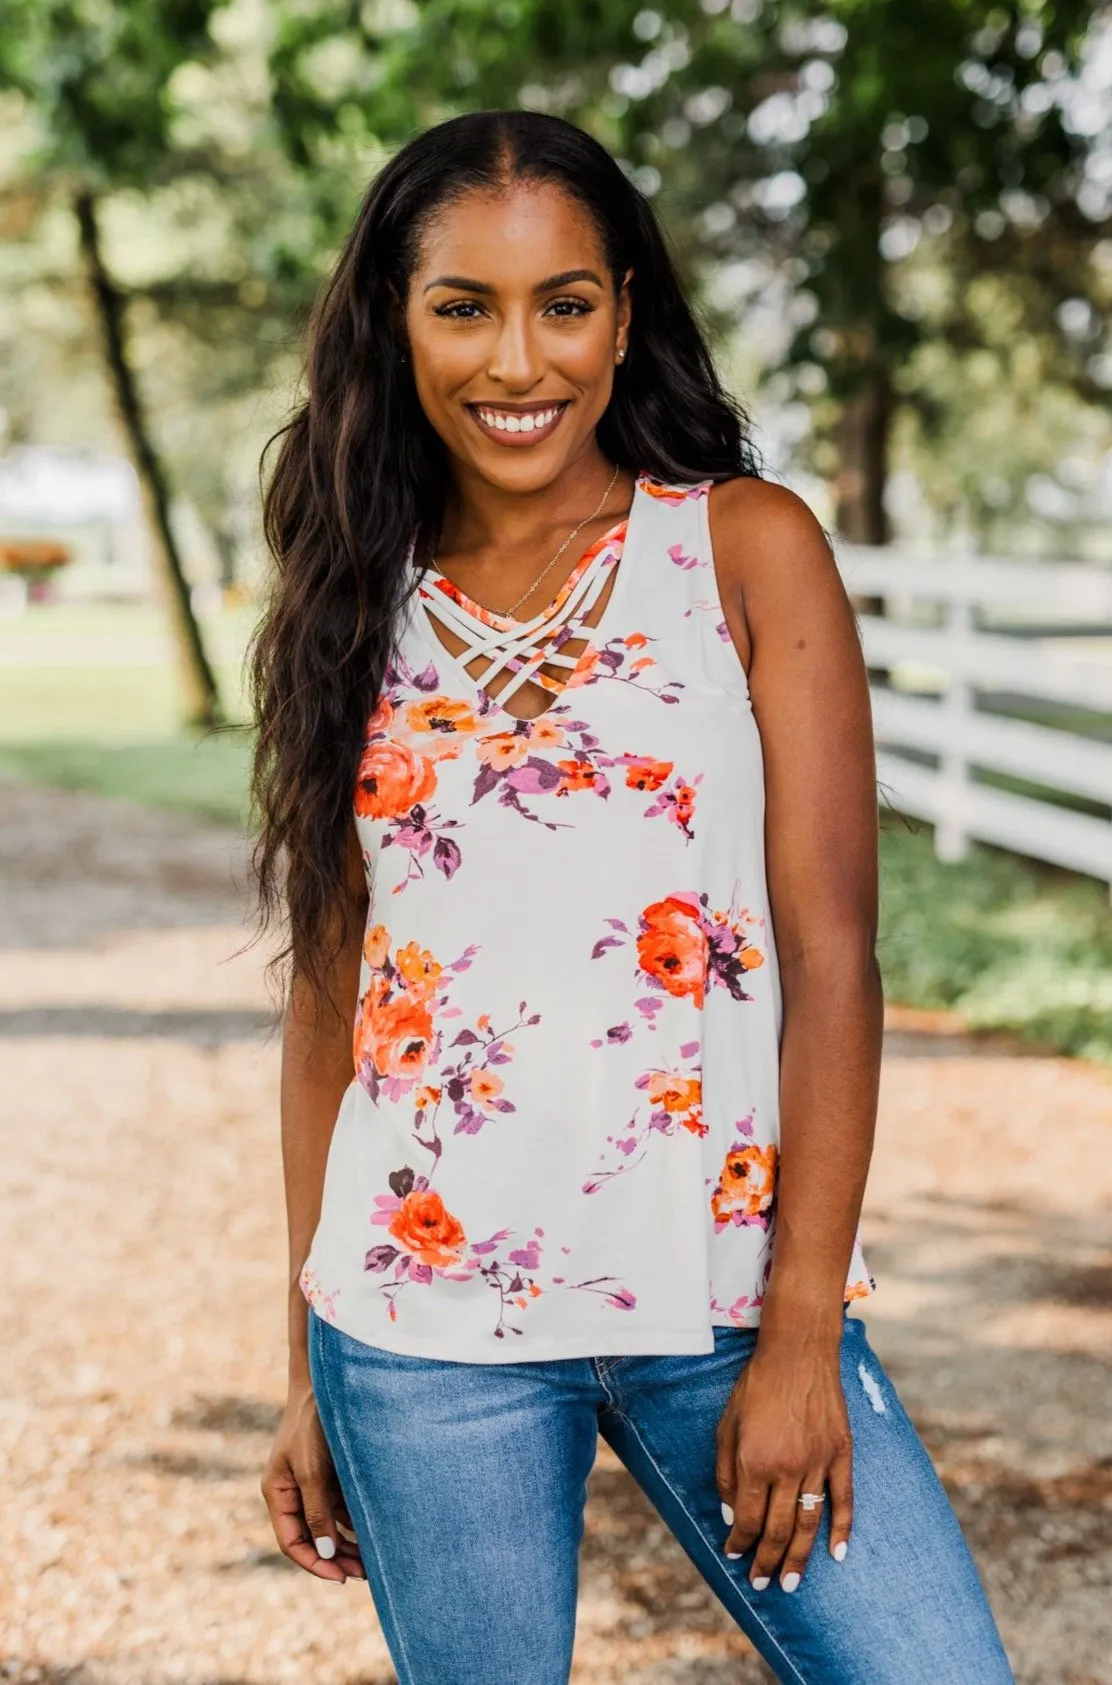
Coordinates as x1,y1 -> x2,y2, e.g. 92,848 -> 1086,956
1,4 -> 1111,1683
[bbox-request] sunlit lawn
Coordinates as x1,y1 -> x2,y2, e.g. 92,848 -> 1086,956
2,601 -> 1109,1065
0,601 -> 254,824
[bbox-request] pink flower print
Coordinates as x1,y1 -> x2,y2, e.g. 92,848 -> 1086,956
667,542 -> 707,571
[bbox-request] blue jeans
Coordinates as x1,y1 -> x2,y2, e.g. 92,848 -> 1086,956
308,1306 -> 1015,1684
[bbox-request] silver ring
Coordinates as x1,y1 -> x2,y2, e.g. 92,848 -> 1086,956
798,1491 -> 825,1510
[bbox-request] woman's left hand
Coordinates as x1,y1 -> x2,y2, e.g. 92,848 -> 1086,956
715,1325 -> 853,1592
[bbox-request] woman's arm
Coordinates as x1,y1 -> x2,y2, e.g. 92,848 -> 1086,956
261,817 -> 369,1583
708,475 -> 883,1590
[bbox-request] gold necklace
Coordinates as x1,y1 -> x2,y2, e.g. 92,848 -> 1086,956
434,463 -> 621,621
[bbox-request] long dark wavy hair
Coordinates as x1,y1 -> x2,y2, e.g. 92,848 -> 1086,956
249,107 -> 764,1015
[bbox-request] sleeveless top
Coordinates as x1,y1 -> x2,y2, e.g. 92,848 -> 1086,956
299,471 -> 877,1360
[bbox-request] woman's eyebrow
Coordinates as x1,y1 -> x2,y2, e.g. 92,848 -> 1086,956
422,268 -> 604,295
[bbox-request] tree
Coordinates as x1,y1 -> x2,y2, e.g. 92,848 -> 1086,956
0,0 -> 228,727
266,0 -> 1110,544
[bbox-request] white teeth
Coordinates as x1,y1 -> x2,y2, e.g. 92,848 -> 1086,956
476,405 -> 562,435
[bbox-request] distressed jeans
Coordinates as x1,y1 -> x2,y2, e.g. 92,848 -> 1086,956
308,1305 -> 1016,1684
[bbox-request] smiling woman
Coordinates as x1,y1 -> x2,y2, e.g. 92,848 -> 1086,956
249,108 -> 1017,1685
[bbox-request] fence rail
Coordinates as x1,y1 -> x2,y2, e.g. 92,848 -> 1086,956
834,546 -> 1112,897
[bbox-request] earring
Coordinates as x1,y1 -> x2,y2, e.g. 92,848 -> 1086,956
616,347 -> 626,362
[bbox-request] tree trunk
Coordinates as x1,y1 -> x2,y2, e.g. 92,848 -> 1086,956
74,189 -> 223,731
834,366 -> 893,546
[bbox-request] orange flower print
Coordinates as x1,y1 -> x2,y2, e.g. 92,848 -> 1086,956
469,1066 -> 506,1112
622,755 -> 673,792
556,757 -> 604,793
363,923 -> 390,969
404,693 -> 481,752
387,1187 -> 468,1269
592,884 -> 765,1012
355,737 -> 437,821
711,1142 -> 778,1231
475,730 -> 533,771
636,894 -> 708,1007
354,973 -> 435,1088
394,939 -> 442,999
640,478 -> 709,503
528,718 -> 568,749
367,1166 -> 637,1338
645,1067 -> 705,1135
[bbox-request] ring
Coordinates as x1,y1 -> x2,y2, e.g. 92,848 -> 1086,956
798,1491 -> 825,1510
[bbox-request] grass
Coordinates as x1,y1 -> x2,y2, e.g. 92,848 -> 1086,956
877,812 -> 1112,1067
0,730 -> 254,826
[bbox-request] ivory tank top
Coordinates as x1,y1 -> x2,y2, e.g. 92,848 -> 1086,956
299,471 -> 876,1360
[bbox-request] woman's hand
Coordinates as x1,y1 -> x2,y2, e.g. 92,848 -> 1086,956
261,1381 -> 367,1583
715,1326 -> 852,1593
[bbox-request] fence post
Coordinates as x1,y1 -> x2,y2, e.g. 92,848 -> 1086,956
934,592 -> 972,864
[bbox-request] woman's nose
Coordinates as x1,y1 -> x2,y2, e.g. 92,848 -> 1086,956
486,316 -> 542,386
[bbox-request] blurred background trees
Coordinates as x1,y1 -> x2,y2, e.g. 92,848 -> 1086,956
2,0 -> 1111,690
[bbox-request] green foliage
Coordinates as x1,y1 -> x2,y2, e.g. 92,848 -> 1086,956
877,816 -> 1112,1065
0,0 -> 226,185
265,0 -> 1109,409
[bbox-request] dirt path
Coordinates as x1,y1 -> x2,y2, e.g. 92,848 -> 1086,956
1,779 -> 1110,1685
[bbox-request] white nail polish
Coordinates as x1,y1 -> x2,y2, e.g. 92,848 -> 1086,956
833,1540 -> 848,1563
721,1501 -> 734,1525
725,1550 -> 743,1559
781,1571 -> 801,1593
315,1535 -> 336,1559
751,1574 -> 771,1590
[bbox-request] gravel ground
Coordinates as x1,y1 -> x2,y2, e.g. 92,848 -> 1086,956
1,779 -> 1110,1685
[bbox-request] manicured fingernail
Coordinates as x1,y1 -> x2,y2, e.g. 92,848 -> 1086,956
721,1501 -> 734,1525
751,1574 -> 770,1590
315,1535 -> 336,1559
781,1571 -> 801,1593
725,1549 -> 742,1559
833,1540 -> 848,1562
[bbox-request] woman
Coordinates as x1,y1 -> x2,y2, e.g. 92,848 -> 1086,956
253,109 -> 1014,1684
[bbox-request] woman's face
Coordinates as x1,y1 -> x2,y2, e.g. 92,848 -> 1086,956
401,181 -> 632,491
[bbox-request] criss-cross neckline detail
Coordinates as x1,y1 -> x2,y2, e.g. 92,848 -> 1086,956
408,472 -> 648,723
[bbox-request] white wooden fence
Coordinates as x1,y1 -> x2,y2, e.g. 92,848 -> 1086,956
834,546 -> 1112,897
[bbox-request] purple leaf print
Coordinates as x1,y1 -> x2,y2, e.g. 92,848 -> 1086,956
508,1239 -> 541,1269
364,1245 -> 399,1272
505,758 -> 563,793
409,1263 -> 433,1285
450,1028 -> 480,1046
604,918 -> 630,932
471,763 -> 502,804
606,1288 -> 638,1311
591,935 -> 625,960
388,1166 -> 415,1198
433,835 -> 462,879
412,661 -> 440,692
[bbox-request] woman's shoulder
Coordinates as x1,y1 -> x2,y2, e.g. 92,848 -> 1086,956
707,473 -> 831,549
707,474 -> 841,604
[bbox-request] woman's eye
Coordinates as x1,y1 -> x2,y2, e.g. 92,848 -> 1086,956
434,298 -> 593,320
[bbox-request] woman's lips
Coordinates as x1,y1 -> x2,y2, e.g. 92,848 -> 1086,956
466,401 -> 570,447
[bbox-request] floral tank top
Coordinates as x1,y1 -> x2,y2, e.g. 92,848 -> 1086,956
299,471 -> 876,1360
